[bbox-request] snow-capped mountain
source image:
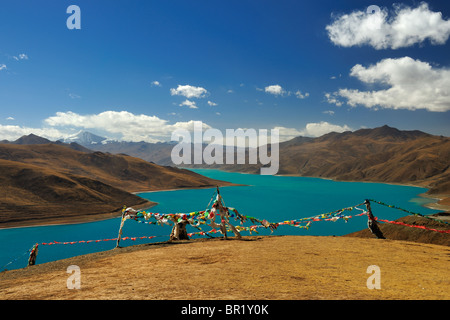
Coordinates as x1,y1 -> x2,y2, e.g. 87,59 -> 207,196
62,131 -> 107,146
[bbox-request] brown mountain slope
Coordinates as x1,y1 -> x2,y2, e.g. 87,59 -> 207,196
77,125 -> 450,208
0,143 -> 235,192
89,140 -> 175,165
0,142 -> 235,227
11,133 -> 53,145
274,127 -> 450,207
179,126 -> 450,208
0,159 -> 150,227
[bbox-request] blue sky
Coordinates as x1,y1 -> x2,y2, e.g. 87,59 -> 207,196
1,0 -> 450,142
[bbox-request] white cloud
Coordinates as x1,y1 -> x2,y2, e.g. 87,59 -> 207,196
170,84 -> 208,99
273,126 -> 304,142
326,2 -> 450,49
44,111 -> 211,143
322,110 -> 335,115
301,122 -> 352,137
12,53 -> 28,61
5,110 -> 353,145
0,124 -> 67,141
263,85 -> 309,98
294,90 -> 310,99
179,99 -> 198,109
0,64 -> 7,71
325,92 -> 344,107
207,101 -> 218,106
274,122 -> 352,141
264,84 -> 285,96
151,81 -> 161,87
6,117 -> 15,120
69,93 -> 81,99
331,57 -> 450,112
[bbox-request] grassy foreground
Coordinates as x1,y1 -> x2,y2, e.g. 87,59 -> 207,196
0,235 -> 448,300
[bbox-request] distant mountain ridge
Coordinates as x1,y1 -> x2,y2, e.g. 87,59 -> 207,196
2,125 -> 449,212
0,138 -> 235,227
11,133 -> 52,145
165,125 -> 449,208
1,133 -> 93,153
258,125 -> 450,207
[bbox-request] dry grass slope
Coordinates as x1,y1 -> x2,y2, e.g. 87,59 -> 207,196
0,236 -> 448,300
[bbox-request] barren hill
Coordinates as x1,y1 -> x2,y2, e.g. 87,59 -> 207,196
0,141 -> 234,227
178,125 -> 450,208
0,142 -> 234,192
88,140 -> 175,165
274,126 -> 450,207
0,159 -> 150,227
77,126 -> 450,207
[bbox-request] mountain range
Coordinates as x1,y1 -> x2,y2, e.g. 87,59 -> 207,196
55,126 -> 450,209
2,125 -> 449,228
0,138 -> 234,227
199,125 -> 450,207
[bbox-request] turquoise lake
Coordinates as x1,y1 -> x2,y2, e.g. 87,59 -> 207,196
0,169 -> 439,271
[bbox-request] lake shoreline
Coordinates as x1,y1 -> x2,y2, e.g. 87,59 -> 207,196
0,169 -> 447,229
195,168 -> 450,213
0,201 -> 156,230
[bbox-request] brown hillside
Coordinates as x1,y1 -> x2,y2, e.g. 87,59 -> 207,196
275,127 -> 450,207
180,126 -> 450,208
276,126 -> 449,183
0,143 -> 235,192
83,126 -> 450,208
89,141 -> 175,165
0,142 -> 235,227
0,159 -> 151,227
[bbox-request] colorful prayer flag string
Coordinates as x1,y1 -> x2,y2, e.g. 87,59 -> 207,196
40,235 -> 158,246
368,199 -> 449,224
376,218 -> 450,234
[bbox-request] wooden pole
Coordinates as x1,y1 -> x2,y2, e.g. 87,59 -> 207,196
27,243 -> 38,266
364,200 -> 385,239
170,220 -> 190,240
116,212 -> 126,248
216,186 -> 241,239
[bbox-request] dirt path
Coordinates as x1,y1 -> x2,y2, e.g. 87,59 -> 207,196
0,236 -> 449,300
